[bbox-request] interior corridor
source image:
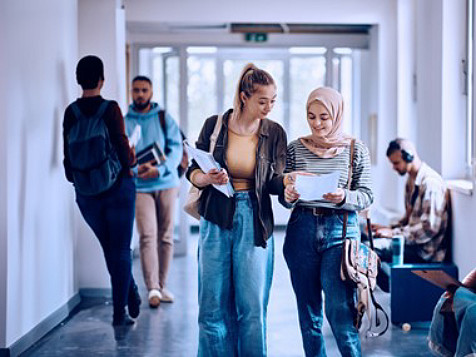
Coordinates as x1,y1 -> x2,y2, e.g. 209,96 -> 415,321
20,231 -> 432,357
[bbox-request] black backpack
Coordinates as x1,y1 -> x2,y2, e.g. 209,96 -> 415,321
158,109 -> 188,178
67,100 -> 122,195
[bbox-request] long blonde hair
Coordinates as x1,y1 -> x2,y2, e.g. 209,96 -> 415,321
232,63 -> 275,118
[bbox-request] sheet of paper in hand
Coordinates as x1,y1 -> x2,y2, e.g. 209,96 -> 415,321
295,171 -> 340,201
128,125 -> 141,148
184,142 -> 234,198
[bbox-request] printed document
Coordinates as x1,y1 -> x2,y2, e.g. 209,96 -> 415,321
295,171 -> 340,201
128,125 -> 141,147
184,142 -> 234,198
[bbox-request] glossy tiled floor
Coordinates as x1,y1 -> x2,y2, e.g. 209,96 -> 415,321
21,231 -> 433,356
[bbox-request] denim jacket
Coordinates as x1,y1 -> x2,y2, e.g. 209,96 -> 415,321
186,109 -> 287,248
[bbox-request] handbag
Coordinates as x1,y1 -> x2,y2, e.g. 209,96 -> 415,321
340,139 -> 389,337
183,114 -> 223,220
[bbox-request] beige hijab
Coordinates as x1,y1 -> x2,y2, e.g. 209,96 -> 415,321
300,87 -> 352,158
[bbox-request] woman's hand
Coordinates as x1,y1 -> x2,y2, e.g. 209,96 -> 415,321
284,183 -> 300,203
205,168 -> 229,185
323,188 -> 346,204
283,171 -> 315,203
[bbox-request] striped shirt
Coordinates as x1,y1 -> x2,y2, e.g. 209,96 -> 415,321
285,139 -> 373,211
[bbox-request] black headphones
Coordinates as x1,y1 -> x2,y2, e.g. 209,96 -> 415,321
387,139 -> 414,163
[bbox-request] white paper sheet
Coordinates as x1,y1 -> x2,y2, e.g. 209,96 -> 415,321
184,142 -> 234,198
295,171 -> 340,201
128,125 -> 141,148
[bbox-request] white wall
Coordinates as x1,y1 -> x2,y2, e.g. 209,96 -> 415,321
441,0 -> 467,179
415,0 -> 444,172
76,0 -> 128,290
0,0 -> 78,347
414,0 -> 467,178
0,0 -> 8,348
397,0 -> 417,141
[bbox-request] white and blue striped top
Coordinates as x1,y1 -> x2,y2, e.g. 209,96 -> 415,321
285,139 -> 373,211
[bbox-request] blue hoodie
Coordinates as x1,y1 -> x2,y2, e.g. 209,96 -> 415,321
124,103 -> 183,192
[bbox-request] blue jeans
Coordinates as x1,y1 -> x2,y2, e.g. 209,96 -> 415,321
198,191 -> 274,357
283,207 -> 361,357
429,287 -> 476,357
76,176 -> 137,318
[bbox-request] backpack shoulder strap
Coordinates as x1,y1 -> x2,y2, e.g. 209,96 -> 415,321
70,100 -> 110,121
94,100 -> 111,120
158,109 -> 169,153
159,109 -> 166,135
70,101 -> 83,120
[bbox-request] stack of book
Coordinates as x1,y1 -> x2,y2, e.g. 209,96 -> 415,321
136,141 -> 166,166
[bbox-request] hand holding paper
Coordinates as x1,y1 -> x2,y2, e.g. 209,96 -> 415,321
205,168 -> 229,186
184,142 -> 234,198
295,171 -> 340,202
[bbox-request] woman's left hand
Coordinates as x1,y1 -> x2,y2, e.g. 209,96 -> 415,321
322,188 -> 346,204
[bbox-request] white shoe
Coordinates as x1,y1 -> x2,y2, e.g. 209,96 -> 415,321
159,287 -> 174,303
148,289 -> 162,308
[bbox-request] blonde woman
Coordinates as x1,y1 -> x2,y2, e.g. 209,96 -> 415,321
186,63 -> 288,356
283,87 -> 373,357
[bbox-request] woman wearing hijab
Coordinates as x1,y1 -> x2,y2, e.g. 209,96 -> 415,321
282,87 -> 373,356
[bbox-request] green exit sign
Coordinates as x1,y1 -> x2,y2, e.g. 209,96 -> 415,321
245,33 -> 268,43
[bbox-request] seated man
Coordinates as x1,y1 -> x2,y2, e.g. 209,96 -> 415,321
428,268 -> 476,356
372,138 -> 450,263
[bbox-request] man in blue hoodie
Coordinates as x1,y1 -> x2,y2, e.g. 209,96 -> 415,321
125,76 -> 183,307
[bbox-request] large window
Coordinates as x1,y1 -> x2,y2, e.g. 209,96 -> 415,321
187,55 -> 217,143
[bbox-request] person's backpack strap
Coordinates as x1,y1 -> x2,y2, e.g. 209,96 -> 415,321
94,100 -> 111,120
158,109 -> 169,153
70,100 -> 110,121
70,102 -> 83,120
158,109 -> 166,135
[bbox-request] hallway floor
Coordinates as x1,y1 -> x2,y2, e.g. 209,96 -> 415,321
21,231 -> 433,357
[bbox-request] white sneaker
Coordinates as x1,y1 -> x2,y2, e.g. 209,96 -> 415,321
148,289 -> 162,308
159,287 -> 174,303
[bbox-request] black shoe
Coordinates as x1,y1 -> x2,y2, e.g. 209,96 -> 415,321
128,283 -> 141,319
112,314 -> 135,326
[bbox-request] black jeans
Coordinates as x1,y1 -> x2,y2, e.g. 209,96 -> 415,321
76,176 -> 137,317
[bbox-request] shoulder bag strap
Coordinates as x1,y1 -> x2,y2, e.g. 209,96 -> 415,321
209,114 -> 223,154
342,139 -> 356,240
